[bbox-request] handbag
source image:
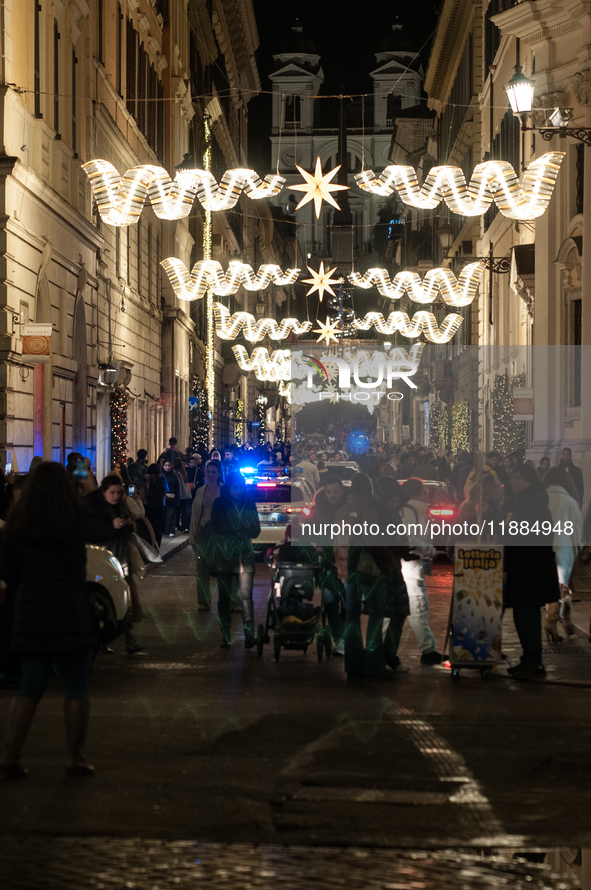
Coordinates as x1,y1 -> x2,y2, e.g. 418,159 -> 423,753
131,532 -> 163,565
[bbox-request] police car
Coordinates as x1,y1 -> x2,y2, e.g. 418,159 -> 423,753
241,465 -> 311,548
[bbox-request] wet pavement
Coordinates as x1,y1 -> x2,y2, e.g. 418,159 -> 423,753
0,840 -> 580,890
2,550 -> 591,886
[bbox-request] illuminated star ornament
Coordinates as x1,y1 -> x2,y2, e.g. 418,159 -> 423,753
292,157 -> 349,218
303,262 -> 340,302
313,318 -> 341,345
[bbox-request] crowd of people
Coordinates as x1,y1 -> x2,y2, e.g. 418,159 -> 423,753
0,431 -> 588,778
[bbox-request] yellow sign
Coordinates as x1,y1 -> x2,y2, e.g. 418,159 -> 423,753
452,545 -> 504,664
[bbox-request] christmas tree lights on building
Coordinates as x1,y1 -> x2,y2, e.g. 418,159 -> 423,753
109,384 -> 128,469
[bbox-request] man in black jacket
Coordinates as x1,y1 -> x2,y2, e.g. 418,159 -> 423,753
308,476 -> 347,525
558,447 -> 584,503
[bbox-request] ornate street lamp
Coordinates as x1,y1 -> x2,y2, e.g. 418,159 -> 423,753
506,62 -> 591,146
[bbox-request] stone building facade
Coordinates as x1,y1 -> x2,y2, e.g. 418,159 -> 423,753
423,0 -> 591,499
0,0 -> 285,476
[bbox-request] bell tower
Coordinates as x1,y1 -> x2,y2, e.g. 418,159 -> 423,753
269,20 -> 324,173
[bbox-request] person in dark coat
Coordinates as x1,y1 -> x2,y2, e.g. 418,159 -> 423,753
0,463 -> 97,779
86,476 -> 144,655
161,458 -> 180,536
128,449 -> 149,490
504,463 -> 560,680
141,463 -> 166,546
209,472 -> 260,648
308,476 -> 347,528
557,447 -> 584,505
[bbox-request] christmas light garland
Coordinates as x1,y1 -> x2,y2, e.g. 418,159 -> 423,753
492,371 -> 526,455
428,402 -> 441,449
162,259 -> 481,308
232,346 -> 291,382
353,310 -> 464,343
451,401 -> 470,452
161,259 -> 300,301
214,304 -> 312,341
82,159 -> 285,225
355,152 -> 565,221
109,384 -> 128,468
349,263 -> 481,307
439,405 -> 450,451
190,375 -> 209,450
84,152 -> 563,225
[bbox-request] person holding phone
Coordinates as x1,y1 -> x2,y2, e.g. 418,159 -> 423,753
86,476 -> 145,655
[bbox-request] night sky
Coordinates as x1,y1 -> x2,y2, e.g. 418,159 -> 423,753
248,0 -> 440,169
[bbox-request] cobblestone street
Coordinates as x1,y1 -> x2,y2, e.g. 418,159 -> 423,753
2,548 -> 591,887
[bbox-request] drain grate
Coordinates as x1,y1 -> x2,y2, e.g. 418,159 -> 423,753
292,787 -> 449,805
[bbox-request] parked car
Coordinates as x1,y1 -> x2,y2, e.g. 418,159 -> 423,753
86,545 -> 131,642
397,479 -> 458,520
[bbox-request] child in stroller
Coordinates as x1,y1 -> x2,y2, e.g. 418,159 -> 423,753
257,522 -> 344,661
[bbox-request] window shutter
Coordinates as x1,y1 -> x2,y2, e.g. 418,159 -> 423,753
53,19 -> 60,136
71,47 -> 77,156
34,2 -> 42,118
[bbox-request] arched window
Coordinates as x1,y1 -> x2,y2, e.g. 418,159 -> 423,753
386,93 -> 402,124
285,94 -> 301,128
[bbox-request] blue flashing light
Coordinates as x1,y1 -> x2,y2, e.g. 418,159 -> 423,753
346,430 -> 370,455
240,466 -> 257,476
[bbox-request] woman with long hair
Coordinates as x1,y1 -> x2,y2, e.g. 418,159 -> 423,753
0,463 -> 96,778
189,459 -> 222,610
87,475 -> 144,655
141,463 -> 166,546
504,463 -> 560,679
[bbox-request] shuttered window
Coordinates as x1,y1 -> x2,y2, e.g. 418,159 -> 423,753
138,45 -> 147,135
71,47 -> 77,156
53,19 -> 60,136
34,1 -> 42,118
126,20 -> 137,118
157,78 -> 165,163
116,3 -> 123,96
98,0 -> 104,65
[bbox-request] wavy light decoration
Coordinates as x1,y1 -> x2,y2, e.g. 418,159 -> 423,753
214,304 -> 312,342
349,263 -> 481,307
161,259 -> 300,301
355,151 -> 564,221
231,346 -> 291,382
353,311 -> 464,344
82,159 -> 286,225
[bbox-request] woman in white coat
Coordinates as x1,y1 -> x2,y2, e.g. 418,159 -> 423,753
544,466 -> 583,639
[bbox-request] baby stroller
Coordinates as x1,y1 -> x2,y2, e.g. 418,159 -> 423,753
257,558 -> 333,662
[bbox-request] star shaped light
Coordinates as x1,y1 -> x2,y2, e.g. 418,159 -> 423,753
292,157 -> 349,218
302,262 -> 340,303
313,317 -> 341,345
